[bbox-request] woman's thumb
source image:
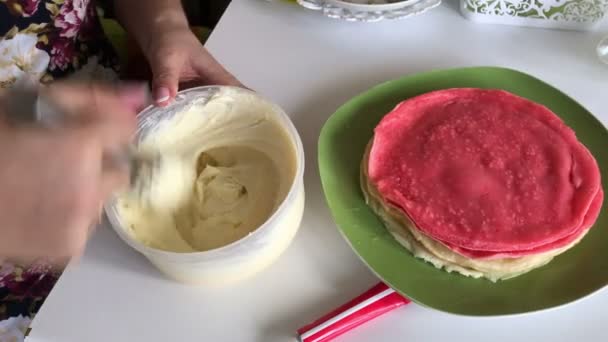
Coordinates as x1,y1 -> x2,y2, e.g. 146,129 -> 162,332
151,60 -> 180,106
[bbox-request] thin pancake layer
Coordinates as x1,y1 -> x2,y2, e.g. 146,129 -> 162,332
368,89 -> 602,254
448,187 -> 603,259
361,144 -> 596,281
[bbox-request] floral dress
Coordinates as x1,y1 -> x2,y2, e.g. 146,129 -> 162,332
0,1 -> 119,340
0,0 -> 118,86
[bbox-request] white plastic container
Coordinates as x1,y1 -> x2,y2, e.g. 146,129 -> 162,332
104,86 -> 305,285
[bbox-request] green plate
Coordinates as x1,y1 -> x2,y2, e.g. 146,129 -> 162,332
318,66 -> 608,316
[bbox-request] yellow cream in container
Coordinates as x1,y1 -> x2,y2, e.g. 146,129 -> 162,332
105,86 -> 305,285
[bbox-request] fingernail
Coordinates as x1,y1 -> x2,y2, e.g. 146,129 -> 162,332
117,83 -> 149,111
154,87 -> 171,105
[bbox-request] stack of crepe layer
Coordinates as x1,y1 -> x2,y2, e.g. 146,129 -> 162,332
362,89 -> 603,282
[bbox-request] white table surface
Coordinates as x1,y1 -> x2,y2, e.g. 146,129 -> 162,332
27,1 -> 608,341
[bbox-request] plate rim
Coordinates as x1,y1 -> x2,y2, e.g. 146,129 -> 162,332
327,0 -> 423,11
296,0 -> 442,22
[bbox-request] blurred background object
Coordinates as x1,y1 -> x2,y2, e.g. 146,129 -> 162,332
598,36 -> 608,64
460,0 -> 607,31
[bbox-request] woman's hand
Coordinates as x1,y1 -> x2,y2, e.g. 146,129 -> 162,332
0,83 -> 146,259
144,27 -> 243,106
112,0 -> 241,106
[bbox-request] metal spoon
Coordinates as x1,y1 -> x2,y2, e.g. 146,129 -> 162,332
4,82 -> 165,204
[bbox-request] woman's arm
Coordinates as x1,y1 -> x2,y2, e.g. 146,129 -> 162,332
113,0 -> 189,56
112,0 -> 241,105
0,83 -> 145,259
